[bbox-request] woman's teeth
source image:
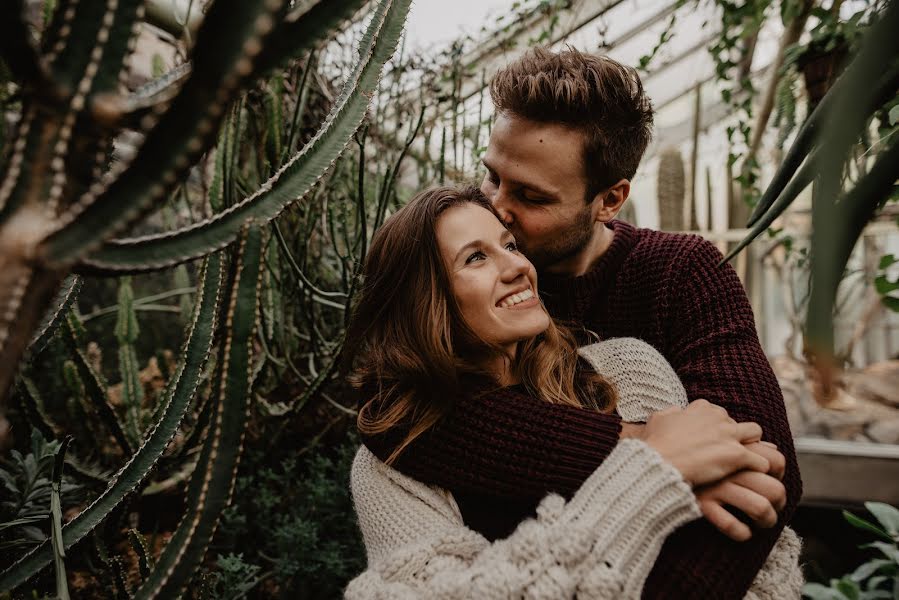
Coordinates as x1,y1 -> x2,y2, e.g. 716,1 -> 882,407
498,288 -> 534,308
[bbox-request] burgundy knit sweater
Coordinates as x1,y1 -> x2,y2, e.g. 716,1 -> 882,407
359,220 -> 802,600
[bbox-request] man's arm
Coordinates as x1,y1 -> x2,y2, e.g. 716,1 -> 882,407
642,238 -> 802,600
359,384 -> 623,498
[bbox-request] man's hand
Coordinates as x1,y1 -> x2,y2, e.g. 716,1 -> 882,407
696,442 -> 787,541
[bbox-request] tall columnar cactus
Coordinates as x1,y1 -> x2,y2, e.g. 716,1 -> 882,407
656,147 -> 686,231
0,0 -> 413,594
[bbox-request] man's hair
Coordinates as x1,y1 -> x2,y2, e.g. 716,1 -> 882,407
490,47 -> 654,196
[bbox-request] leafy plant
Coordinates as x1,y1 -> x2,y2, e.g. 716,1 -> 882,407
722,0 -> 899,392
0,430 -> 80,556
803,502 -> 899,600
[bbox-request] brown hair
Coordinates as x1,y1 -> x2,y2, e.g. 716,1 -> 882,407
490,47 -> 653,197
345,185 -> 616,464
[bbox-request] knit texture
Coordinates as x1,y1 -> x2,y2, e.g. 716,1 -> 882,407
358,220 -> 803,599
348,339 -> 803,599
348,439 -> 700,599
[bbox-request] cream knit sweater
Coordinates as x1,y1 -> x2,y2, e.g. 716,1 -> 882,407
346,338 -> 803,599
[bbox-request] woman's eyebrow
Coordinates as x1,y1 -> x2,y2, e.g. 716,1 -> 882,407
453,240 -> 483,263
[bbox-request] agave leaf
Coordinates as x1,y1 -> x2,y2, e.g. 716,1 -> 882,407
79,0 -> 413,273
133,226 -> 264,599
721,148 -> 817,264
744,56 -> 899,229
0,253 -> 223,593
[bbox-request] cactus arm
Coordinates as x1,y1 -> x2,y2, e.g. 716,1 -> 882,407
128,529 -> 154,580
17,375 -> 60,440
0,266 -> 67,412
29,275 -> 82,358
90,0 -> 146,97
120,63 -> 193,129
62,321 -> 134,456
0,253 -> 223,593
78,0 -> 412,273
114,277 -> 144,443
133,226 -> 263,600
254,0 -> 368,76
41,0 -> 287,263
0,107 -> 49,222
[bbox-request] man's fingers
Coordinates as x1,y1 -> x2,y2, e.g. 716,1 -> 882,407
734,421 -> 763,443
699,498 -> 752,542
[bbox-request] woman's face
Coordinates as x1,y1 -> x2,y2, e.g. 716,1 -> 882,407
436,203 -> 550,354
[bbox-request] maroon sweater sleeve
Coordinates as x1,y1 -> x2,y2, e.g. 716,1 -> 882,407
359,385 -> 622,499
641,238 -> 803,600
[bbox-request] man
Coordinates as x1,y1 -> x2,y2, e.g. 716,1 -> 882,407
361,48 -> 801,599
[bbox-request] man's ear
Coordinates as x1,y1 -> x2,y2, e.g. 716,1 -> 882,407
590,179 -> 630,223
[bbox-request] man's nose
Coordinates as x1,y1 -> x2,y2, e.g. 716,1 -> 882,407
491,191 -> 514,225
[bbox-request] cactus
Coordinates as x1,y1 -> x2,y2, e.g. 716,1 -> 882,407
0,252 -> 222,591
133,225 -> 264,599
114,277 -> 144,443
0,0 -> 413,593
656,147 -> 686,231
0,0 -> 408,406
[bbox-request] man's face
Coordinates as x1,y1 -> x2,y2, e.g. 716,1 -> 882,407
479,112 -> 598,272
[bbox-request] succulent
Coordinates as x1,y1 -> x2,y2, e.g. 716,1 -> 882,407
0,0 -> 412,595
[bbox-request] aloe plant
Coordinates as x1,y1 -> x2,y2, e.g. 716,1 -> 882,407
0,0 -> 412,595
722,0 -> 899,379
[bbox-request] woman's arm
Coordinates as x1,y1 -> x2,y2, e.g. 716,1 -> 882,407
347,439 -> 700,600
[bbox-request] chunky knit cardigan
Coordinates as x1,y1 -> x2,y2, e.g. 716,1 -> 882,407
360,221 -> 802,599
347,339 -> 803,599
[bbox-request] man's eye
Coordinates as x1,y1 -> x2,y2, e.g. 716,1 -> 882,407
485,171 -> 499,184
465,251 -> 486,264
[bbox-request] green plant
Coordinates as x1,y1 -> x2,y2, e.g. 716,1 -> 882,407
802,502 -> 899,600
0,0 -> 413,596
208,553 -> 262,600
217,433 -> 365,599
722,0 -> 899,390
0,430 -> 80,556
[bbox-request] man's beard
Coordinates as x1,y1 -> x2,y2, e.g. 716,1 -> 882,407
516,206 -> 594,272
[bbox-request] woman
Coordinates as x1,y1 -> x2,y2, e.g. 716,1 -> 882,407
343,186 -> 801,598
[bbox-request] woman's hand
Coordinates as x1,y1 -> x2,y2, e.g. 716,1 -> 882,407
641,399 -> 770,487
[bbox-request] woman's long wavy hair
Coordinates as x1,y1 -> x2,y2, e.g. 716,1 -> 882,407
345,185 -> 616,464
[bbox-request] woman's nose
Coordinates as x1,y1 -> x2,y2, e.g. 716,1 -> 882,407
499,251 -> 530,281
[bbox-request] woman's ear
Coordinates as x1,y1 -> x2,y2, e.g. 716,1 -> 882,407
591,179 -> 631,223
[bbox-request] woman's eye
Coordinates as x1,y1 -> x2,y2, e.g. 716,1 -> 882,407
505,241 -> 518,252
465,251 -> 486,264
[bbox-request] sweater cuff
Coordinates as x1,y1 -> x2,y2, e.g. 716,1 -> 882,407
560,439 -> 701,596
